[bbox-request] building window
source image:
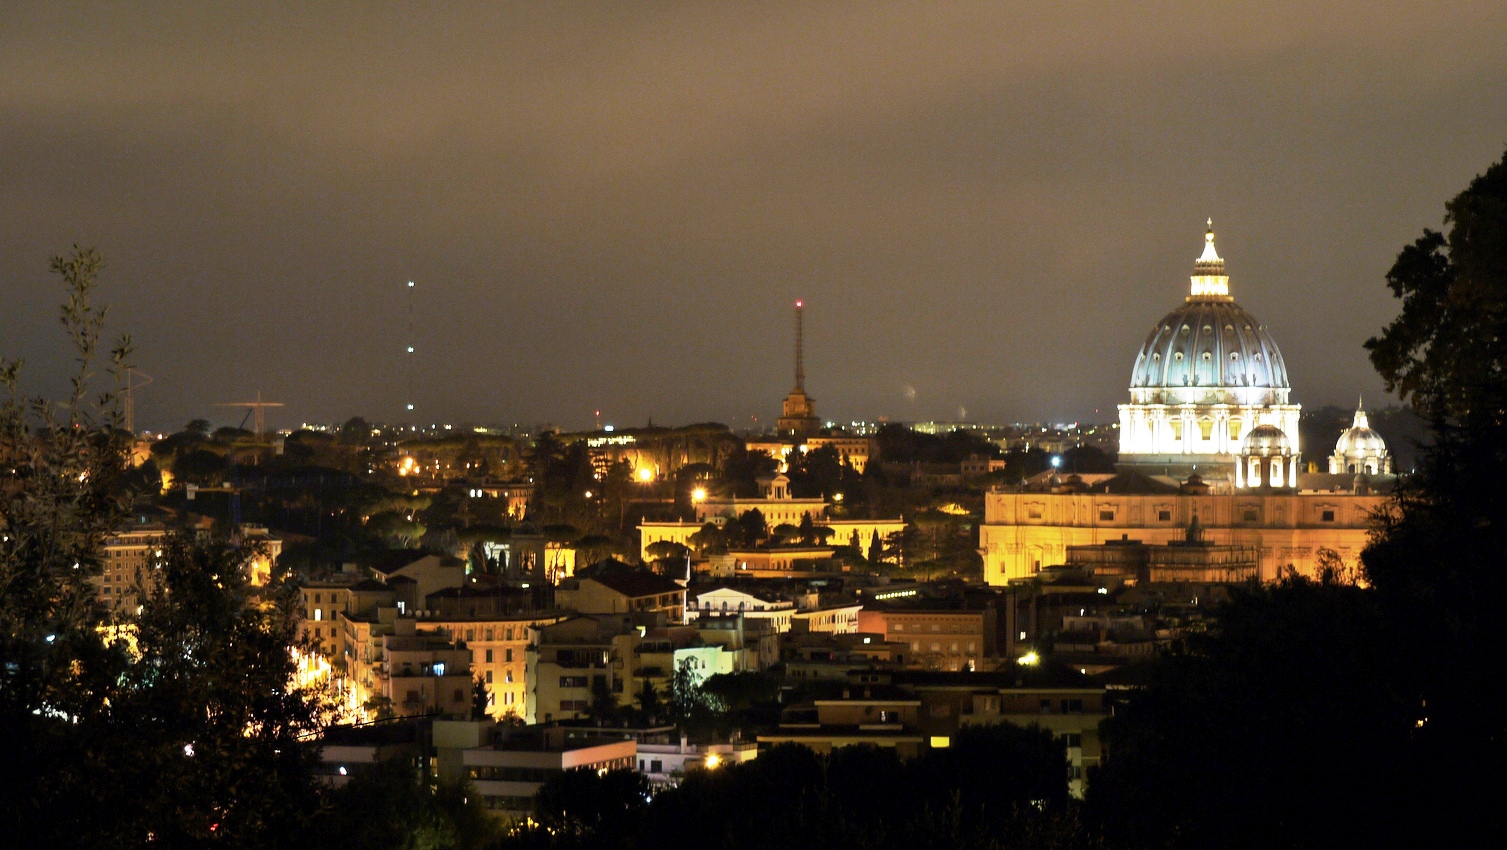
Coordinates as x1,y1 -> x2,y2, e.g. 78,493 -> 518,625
485,649 -> 493,663
1157,509 -> 1172,521
1321,509 -> 1336,522
485,671 -> 493,684
1243,508 -> 1259,522
1099,509 -> 1114,522
505,649 -> 513,663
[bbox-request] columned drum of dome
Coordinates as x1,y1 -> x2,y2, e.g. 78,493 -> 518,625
1117,222 -> 1301,479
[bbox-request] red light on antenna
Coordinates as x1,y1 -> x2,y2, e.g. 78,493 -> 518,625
796,300 -> 803,308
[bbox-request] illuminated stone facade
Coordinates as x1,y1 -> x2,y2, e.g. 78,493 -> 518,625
980,482 -> 1384,584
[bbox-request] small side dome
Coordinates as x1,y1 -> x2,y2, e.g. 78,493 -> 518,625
1336,427 -> 1387,455
1242,424 -> 1291,456
1330,399 -> 1392,474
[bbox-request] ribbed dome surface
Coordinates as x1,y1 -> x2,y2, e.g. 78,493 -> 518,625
1242,424 -> 1292,455
1130,299 -> 1289,392
1336,426 -> 1387,456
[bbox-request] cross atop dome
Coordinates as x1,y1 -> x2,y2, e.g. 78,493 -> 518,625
1189,218 -> 1230,299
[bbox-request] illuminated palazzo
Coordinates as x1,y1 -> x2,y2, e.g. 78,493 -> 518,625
1117,223 -> 1300,481
980,484 -> 1385,584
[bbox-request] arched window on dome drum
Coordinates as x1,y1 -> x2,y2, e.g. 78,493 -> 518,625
1199,420 -> 1213,440
1229,418 -> 1242,440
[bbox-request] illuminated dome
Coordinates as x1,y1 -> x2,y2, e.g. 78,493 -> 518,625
1329,400 -> 1392,474
1128,224 -> 1291,406
1242,424 -> 1291,456
1118,221 -> 1303,478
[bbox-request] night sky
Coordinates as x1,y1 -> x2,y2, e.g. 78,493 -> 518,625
4,4 -> 1505,433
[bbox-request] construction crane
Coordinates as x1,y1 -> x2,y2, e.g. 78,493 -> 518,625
214,390 -> 284,439
121,367 -> 152,435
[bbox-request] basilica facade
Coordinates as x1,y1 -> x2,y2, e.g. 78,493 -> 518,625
981,223 -> 1392,586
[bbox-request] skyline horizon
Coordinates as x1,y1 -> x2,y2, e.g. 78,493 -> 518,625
6,6 -> 1503,433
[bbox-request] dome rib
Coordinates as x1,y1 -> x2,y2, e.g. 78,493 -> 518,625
1129,300 -> 1289,402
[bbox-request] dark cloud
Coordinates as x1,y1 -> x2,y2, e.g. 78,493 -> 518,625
3,3 -> 1505,431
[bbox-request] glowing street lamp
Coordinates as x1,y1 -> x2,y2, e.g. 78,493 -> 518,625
691,487 -> 707,503
1018,650 -> 1041,666
636,467 -> 654,483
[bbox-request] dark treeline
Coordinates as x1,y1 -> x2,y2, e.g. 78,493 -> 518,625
504,727 -> 1085,850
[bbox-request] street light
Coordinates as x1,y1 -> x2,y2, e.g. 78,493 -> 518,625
691,487 -> 707,503
636,467 -> 654,483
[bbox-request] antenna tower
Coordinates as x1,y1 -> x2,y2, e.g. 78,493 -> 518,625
405,280 -> 416,414
122,367 -> 152,435
794,299 -> 806,391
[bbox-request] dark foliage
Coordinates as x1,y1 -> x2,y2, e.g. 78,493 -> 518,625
1087,573 -> 1418,849
504,727 -> 1088,850
311,758 -> 500,850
